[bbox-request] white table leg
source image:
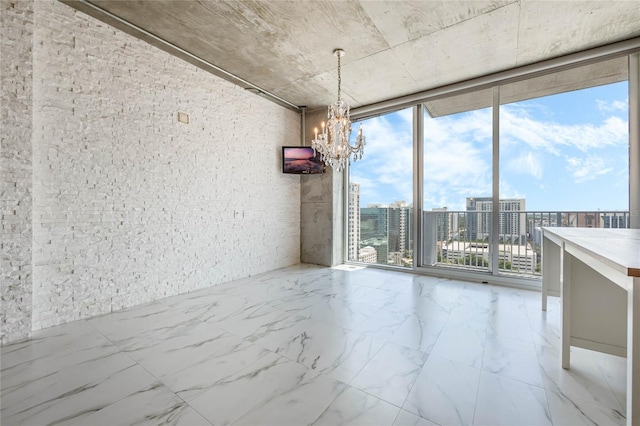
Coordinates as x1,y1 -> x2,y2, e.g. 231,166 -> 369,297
542,237 -> 548,311
561,242 -> 571,370
542,235 -> 561,312
627,277 -> 640,426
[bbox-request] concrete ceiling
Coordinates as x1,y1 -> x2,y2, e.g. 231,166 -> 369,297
63,0 -> 640,113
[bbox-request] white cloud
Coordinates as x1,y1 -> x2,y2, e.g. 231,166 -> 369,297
355,107 -> 494,208
501,105 -> 628,154
565,155 -> 613,183
394,107 -> 413,126
596,99 -> 628,113
351,110 -> 414,204
350,98 -> 627,208
349,173 -> 383,207
506,151 -> 542,180
499,178 -> 525,200
612,156 -> 629,188
421,109 -> 493,209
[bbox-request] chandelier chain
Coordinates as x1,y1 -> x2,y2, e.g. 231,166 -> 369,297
337,51 -> 341,104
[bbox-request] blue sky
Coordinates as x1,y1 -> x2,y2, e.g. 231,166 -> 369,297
350,81 -> 629,212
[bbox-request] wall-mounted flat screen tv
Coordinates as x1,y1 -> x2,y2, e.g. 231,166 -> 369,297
282,146 -> 325,174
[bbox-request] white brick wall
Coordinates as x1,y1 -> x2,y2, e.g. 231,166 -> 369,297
2,0 -> 301,340
1,0 -> 34,344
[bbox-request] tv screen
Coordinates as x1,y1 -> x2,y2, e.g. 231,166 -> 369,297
282,146 -> 325,174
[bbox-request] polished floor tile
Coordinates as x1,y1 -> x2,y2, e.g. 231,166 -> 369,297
68,382 -> 212,425
3,352 -> 159,425
351,342 -> 427,406
403,354 -> 481,425
189,352 -> 345,426
473,371 -> 552,425
482,334 -> 543,387
267,317 -> 385,383
537,344 -> 624,412
429,323 -> 486,368
313,386 -> 400,425
393,409 -> 439,426
0,264 -> 628,425
546,387 -> 626,426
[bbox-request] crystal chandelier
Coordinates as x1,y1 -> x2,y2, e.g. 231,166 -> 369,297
311,49 -> 365,172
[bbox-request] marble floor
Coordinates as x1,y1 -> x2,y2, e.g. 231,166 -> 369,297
1,264 -> 627,425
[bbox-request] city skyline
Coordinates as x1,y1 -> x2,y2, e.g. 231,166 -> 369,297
350,81 -> 629,212
349,182 -> 630,271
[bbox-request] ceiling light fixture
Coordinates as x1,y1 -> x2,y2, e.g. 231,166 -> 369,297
311,49 -> 365,172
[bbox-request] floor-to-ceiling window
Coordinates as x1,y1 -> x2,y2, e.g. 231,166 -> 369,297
499,61 -> 629,277
347,108 -> 413,268
346,53 -> 635,286
422,90 -> 493,273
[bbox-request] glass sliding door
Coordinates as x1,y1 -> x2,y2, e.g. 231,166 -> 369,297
347,108 -> 413,268
421,90 -> 494,272
499,58 -> 630,279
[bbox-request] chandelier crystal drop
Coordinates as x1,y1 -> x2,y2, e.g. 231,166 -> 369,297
311,49 -> 365,172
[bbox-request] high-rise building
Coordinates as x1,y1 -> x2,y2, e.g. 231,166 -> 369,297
359,201 -> 413,265
360,205 -> 389,264
358,246 -> 377,263
360,205 -> 388,241
466,197 -> 526,243
348,183 -> 360,261
404,206 -> 414,257
388,201 -> 408,254
432,207 -> 450,242
465,197 -> 490,241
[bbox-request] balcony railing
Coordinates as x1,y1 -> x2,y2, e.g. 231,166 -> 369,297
422,210 -> 631,277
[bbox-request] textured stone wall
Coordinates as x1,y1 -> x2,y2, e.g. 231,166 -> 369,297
2,0 -> 300,340
1,0 -> 34,344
